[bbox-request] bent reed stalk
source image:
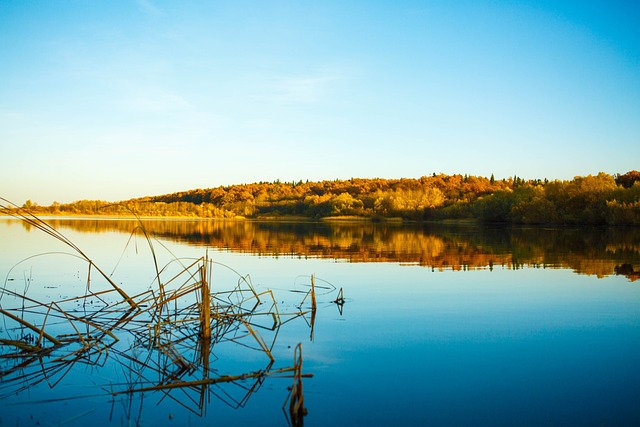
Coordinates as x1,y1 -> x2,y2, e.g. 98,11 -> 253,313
0,201 -> 341,423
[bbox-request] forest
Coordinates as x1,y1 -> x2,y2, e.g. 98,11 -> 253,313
9,171 -> 640,225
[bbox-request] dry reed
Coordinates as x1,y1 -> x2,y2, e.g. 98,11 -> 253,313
0,202 -> 341,424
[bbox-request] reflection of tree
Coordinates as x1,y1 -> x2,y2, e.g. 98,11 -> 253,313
614,264 -> 640,282
42,219 -> 640,281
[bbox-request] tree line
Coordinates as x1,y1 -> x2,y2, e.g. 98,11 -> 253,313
10,171 -> 640,225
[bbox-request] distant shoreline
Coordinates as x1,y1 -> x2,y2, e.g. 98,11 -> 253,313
0,212 -> 476,225
3,171 -> 639,226
0,212 -> 406,223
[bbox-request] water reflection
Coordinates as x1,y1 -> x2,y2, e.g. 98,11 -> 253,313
2,217 -> 640,426
27,218 -> 640,281
0,217 -> 334,426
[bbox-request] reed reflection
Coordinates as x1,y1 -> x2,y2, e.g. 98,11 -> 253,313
40,218 -> 640,281
0,216 -> 334,426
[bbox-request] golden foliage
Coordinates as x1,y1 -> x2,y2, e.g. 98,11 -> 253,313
6,172 -> 640,225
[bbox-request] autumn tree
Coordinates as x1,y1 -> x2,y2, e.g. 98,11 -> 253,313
615,170 -> 640,188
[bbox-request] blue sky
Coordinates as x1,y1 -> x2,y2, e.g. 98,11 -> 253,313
1,0 -> 639,205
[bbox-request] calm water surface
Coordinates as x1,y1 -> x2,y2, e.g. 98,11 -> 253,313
1,218 -> 639,426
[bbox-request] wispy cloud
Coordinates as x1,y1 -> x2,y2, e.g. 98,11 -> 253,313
0,109 -> 27,124
135,0 -> 164,17
268,66 -> 351,105
274,75 -> 337,103
123,86 -> 192,114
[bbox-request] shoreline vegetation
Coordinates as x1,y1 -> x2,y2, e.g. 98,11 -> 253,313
3,171 -> 640,225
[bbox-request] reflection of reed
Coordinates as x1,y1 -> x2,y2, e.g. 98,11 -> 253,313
0,211 -> 334,424
42,218 -> 640,280
0,255 -> 321,420
284,343 -> 307,427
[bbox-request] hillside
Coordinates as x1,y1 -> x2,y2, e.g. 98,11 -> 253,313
5,171 -> 640,225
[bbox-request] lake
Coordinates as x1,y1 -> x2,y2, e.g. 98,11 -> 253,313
1,217 -> 639,426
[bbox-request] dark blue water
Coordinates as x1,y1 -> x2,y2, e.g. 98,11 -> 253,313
1,219 -> 639,426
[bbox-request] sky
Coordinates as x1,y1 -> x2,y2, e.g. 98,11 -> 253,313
1,0 -> 639,205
